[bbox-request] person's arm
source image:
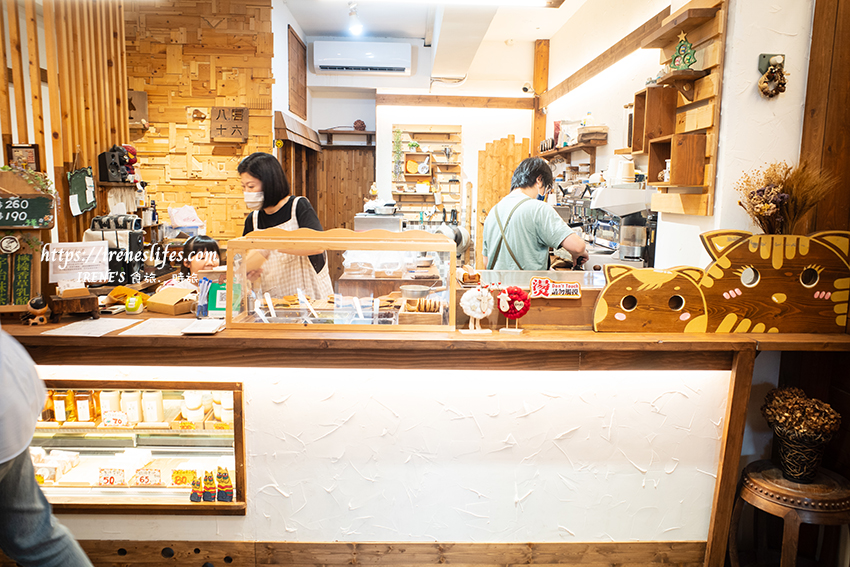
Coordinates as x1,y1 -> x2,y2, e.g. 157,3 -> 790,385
560,232 -> 588,267
294,199 -> 327,272
242,214 -> 253,236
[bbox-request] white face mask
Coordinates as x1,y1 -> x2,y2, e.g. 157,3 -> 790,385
243,191 -> 264,210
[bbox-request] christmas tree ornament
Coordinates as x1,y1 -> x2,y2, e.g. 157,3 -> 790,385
670,32 -> 697,70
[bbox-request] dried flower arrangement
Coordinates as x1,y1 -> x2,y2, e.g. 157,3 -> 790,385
735,161 -> 838,234
761,387 -> 841,444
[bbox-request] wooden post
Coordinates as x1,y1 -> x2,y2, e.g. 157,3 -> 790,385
5,0 -> 28,141
704,347 -> 756,567
24,0 -> 45,169
531,39 -> 549,155
0,2 -> 12,151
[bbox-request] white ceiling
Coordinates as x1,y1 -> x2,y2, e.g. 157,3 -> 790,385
284,0 -> 588,43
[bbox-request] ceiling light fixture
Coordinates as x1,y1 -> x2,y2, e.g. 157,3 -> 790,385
348,2 -> 363,36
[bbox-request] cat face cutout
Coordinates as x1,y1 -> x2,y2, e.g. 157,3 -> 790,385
699,230 -> 850,333
593,265 -> 707,332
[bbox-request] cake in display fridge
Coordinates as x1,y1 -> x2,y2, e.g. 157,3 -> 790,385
226,228 -> 457,331
31,380 -> 245,515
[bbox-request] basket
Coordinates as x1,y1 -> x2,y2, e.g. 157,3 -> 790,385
774,427 -> 830,483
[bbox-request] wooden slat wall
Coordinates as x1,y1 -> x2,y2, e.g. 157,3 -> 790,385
475,135 -> 530,269
315,147 -> 376,282
1,0 -> 126,248
124,0 -> 274,240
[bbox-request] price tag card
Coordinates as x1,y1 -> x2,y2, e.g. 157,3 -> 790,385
101,411 -> 130,427
177,421 -> 198,430
134,468 -> 162,486
171,469 -> 196,486
529,276 -> 582,299
98,468 -> 125,486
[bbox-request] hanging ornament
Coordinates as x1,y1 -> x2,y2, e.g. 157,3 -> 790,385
670,31 -> 697,71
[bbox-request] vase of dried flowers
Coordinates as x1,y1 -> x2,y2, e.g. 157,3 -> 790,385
735,161 -> 838,235
761,387 -> 842,483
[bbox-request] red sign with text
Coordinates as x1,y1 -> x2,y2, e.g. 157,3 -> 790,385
529,277 -> 581,299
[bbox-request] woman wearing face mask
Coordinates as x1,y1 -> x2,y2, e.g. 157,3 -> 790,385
237,152 -> 333,298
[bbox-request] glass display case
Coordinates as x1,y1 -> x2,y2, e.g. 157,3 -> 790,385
31,380 -> 245,515
226,228 -> 456,331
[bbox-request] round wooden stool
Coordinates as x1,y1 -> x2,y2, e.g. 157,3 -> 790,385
729,459 -> 850,567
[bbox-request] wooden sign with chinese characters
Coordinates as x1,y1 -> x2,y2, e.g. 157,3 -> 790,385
529,277 -> 582,299
211,107 -> 249,142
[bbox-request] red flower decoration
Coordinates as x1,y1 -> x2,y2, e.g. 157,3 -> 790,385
497,286 -> 530,319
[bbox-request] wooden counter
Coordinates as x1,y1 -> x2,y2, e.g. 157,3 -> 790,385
5,317 -> 848,567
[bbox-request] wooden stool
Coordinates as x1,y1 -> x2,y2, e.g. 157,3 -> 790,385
729,459 -> 850,567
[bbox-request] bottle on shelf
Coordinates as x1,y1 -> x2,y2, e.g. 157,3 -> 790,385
581,112 -> 594,127
150,200 -> 158,224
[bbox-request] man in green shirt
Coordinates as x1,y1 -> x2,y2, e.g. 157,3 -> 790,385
483,158 -> 588,270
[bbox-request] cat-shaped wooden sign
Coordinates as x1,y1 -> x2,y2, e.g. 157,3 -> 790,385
593,230 -> 850,333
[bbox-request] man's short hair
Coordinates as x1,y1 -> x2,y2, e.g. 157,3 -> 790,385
511,157 -> 554,191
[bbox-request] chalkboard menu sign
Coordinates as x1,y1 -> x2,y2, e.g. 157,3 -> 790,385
0,255 -> 8,304
12,253 -> 32,305
0,196 -> 55,229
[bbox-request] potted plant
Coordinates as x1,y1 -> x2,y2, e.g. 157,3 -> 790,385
392,129 -> 403,181
407,140 -> 420,152
761,387 -> 841,483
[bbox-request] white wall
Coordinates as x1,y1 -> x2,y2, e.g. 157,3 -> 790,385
42,365 -> 731,543
311,89 -> 377,143
375,105 -> 532,225
272,0 -> 311,128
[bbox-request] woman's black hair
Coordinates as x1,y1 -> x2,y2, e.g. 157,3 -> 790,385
237,152 -> 290,208
181,235 -> 220,276
510,157 -> 554,191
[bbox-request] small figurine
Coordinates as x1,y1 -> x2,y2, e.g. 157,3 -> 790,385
190,476 -> 203,502
497,286 -> 531,334
459,285 -> 494,333
21,297 -> 50,326
216,466 -> 233,502
202,470 -> 216,502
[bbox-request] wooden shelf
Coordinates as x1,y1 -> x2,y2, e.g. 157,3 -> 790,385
96,181 -> 137,188
641,7 -> 721,49
651,191 -> 711,216
656,69 -> 710,102
648,182 -> 708,188
614,148 -> 632,155
319,128 -> 375,146
539,141 -> 606,159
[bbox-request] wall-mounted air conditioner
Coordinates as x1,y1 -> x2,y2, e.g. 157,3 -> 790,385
313,41 -> 412,76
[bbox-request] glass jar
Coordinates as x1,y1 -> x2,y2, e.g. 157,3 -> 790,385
75,391 -> 96,422
41,391 -> 55,422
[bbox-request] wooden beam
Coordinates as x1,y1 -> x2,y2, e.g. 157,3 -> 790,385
704,348 -> 756,567
539,7 -> 670,109
94,1 -> 109,151
106,1 -> 119,141
5,0 -> 29,141
531,39 -> 549,154
0,3 -> 13,151
376,94 -> 535,110
25,0 -> 46,170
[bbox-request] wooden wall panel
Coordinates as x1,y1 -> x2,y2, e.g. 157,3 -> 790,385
314,147 -> 375,282
125,0 -> 274,240
0,540 -> 706,567
475,135 -> 530,268
288,25 -> 307,121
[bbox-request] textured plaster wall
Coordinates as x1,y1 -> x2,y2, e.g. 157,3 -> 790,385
41,365 -> 730,543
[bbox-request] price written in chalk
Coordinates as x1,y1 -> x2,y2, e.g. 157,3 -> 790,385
134,468 -> 162,486
171,469 -> 196,486
98,468 -> 125,486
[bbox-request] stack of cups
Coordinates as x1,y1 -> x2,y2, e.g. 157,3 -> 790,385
183,391 -> 205,422
617,160 -> 636,183
220,391 -> 234,424
121,390 -> 142,423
